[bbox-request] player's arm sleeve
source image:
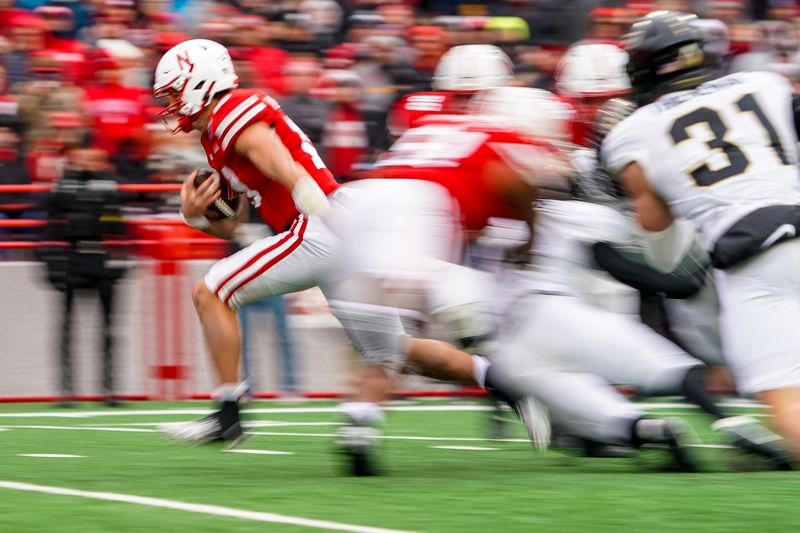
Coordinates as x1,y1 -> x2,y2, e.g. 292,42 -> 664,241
600,118 -> 641,177
591,241 -> 705,298
640,218 -> 698,272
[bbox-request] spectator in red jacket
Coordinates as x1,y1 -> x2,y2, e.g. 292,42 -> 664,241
0,0 -> 25,30
230,14 -> 288,97
4,13 -> 48,87
35,5 -> 90,84
317,69 -> 368,182
83,53 -> 150,158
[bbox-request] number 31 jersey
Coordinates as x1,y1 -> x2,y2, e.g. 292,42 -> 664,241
602,71 -> 800,250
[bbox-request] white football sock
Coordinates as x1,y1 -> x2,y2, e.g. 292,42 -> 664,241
212,383 -> 246,403
339,401 -> 385,425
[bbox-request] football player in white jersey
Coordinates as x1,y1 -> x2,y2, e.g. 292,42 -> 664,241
489,197 -> 700,470
488,183 -> 795,468
603,11 -> 800,458
568,97 -> 794,467
586,97 -> 733,369
458,90 -> 721,470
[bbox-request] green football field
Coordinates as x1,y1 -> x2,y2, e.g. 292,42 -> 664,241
0,399 -> 797,533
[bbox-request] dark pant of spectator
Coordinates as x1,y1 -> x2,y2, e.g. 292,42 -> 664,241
59,281 -> 116,403
240,296 -> 298,395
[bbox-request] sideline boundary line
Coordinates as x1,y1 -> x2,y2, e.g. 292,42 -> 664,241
0,400 -> 764,419
0,425 -> 738,448
0,425 -> 532,442
0,481 -> 421,533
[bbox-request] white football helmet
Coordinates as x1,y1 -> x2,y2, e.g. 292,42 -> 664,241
469,86 -> 573,145
153,39 -> 239,133
555,41 -> 630,98
433,44 -> 513,92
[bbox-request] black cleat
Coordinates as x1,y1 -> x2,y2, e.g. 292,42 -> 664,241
582,439 -> 636,459
662,419 -> 699,472
713,416 -> 795,471
159,400 -> 245,448
635,418 -> 699,472
551,431 -> 635,458
335,421 -> 382,477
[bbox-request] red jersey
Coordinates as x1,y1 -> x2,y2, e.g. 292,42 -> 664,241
46,39 -> 90,84
26,141 -> 65,184
201,88 -> 339,232
387,91 -> 459,138
321,104 -> 368,180
557,96 -> 598,147
375,115 -> 556,232
85,83 -> 149,155
248,47 -> 289,96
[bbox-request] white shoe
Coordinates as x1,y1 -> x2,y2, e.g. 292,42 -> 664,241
517,397 -> 551,454
712,416 -> 794,470
159,414 -> 223,445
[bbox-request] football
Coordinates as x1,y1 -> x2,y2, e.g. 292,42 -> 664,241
194,169 -> 242,220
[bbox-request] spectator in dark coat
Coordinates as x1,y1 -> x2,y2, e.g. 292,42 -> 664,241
279,58 -> 330,145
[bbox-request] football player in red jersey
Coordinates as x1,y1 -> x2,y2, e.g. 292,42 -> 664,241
387,44 -> 514,138
554,40 -> 631,147
329,87 -> 577,472
152,39 -> 339,445
152,40 -> 553,470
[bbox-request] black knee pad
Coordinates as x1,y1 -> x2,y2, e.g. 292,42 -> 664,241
681,365 -> 706,395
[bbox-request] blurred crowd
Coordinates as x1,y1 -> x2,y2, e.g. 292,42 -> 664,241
0,0 -> 799,235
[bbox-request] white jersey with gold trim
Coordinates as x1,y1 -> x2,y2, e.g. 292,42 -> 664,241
603,71 -> 800,251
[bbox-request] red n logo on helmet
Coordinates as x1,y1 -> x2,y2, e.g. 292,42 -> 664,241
176,51 -> 194,72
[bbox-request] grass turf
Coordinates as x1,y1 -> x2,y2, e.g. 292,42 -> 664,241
0,400 -> 797,533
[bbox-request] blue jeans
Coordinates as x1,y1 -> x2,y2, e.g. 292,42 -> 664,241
239,296 -> 298,394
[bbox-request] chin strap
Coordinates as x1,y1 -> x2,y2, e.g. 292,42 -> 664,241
177,115 -> 194,133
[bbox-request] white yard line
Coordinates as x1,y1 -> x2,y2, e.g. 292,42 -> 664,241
430,446 -> 500,451
248,431 -> 530,443
1,425 -> 156,433
223,449 -> 294,455
656,411 -> 769,418
75,421 -> 342,428
17,454 -> 85,458
0,400 -> 766,419
0,481 -> 421,533
0,425 -> 748,450
0,424 -> 529,443
0,406 -> 486,419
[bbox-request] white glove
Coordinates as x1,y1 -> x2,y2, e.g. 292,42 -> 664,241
292,175 -> 330,217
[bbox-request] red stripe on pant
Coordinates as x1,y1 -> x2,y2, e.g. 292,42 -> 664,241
213,217 -> 301,298
223,216 -> 310,306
